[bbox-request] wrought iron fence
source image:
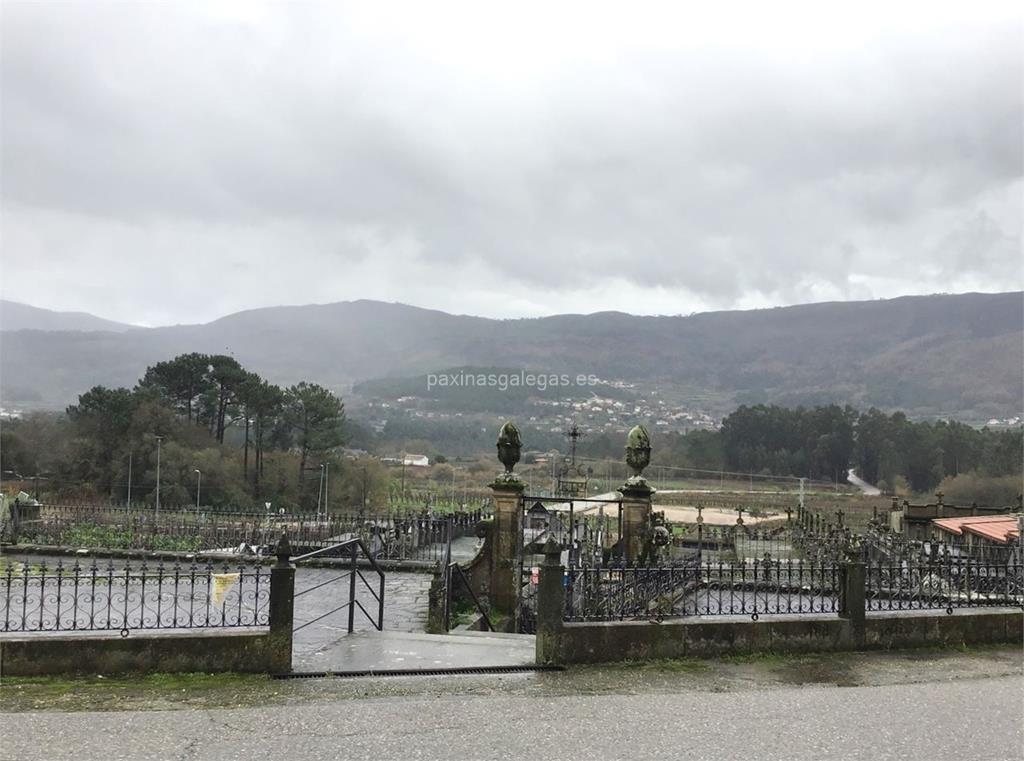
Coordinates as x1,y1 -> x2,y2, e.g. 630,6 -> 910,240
387,488 -> 492,514
865,557 -> 1024,612
671,522 -> 832,563
564,558 -> 841,622
1,557 -> 270,633
10,502 -> 484,562
862,526 -> 1021,565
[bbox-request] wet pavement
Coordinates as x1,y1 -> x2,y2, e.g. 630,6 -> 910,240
1,647 -> 1021,760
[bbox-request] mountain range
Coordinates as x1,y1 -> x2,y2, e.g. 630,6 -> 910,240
0,300 -> 136,333
1,292 -> 1021,421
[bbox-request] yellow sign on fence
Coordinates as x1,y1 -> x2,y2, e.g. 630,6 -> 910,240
211,573 -> 240,606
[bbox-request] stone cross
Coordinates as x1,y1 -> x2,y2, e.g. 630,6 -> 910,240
736,506 -> 745,526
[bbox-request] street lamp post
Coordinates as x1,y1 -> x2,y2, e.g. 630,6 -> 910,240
316,464 -> 325,521
323,461 -> 329,518
154,435 -> 164,519
263,501 -> 272,549
194,469 -> 202,513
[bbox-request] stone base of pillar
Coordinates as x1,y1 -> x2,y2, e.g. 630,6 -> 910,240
620,480 -> 654,564
490,481 -> 525,615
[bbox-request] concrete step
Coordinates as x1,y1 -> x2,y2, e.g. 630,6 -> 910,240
292,629 -> 536,672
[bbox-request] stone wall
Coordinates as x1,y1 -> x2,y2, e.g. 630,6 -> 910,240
546,608 -> 1023,664
0,629 -> 290,676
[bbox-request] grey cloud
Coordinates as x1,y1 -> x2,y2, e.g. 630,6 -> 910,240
1,3 -> 1021,324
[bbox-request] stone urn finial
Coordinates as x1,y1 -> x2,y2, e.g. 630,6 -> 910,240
621,424 -> 654,496
625,424 -> 651,478
496,420 -> 522,474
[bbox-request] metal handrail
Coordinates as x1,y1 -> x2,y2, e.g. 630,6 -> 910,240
292,538 -> 385,633
437,515 -> 493,631
445,562 -> 493,632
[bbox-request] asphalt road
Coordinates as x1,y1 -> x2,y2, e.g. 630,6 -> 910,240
2,672 -> 1021,761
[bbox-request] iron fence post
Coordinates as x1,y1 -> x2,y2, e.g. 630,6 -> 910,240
348,542 -> 357,633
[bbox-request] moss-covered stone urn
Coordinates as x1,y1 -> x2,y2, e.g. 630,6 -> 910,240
625,424 -> 651,477
623,424 -> 653,494
492,420 -> 524,490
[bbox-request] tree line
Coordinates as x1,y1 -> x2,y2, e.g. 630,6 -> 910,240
651,404 -> 1021,498
1,353 -> 351,510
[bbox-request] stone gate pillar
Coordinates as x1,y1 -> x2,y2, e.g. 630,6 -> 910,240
620,425 -> 655,563
490,421 -> 525,614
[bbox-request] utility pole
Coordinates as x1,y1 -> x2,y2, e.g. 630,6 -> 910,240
799,477 -> 806,512
323,462 -> 329,517
194,469 -> 202,513
127,451 -> 133,508
154,435 -> 163,519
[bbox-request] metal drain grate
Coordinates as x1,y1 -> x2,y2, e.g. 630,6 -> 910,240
273,664 -> 565,679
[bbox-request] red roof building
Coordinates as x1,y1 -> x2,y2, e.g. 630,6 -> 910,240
931,514 -> 1022,546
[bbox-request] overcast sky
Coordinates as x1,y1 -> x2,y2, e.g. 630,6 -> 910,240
1,1 -> 1021,326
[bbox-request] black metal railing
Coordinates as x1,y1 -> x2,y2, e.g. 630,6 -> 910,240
862,526 -> 1021,565
865,557 -> 1024,612
0,557 -> 270,633
564,558 -> 841,622
291,539 -> 385,633
9,502 -> 484,562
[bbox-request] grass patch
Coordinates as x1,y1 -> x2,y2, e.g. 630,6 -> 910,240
0,672 -> 276,712
1,672 -> 269,693
23,525 -> 206,552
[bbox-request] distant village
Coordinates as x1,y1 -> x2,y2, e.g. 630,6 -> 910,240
360,383 -> 720,436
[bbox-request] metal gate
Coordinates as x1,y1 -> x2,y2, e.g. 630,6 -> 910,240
514,495 -> 624,633
291,539 -> 385,634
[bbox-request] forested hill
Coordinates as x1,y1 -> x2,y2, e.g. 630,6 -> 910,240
1,291 -> 1021,420
0,300 -> 136,333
